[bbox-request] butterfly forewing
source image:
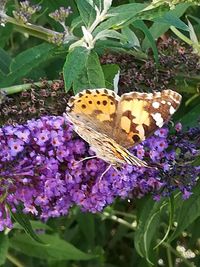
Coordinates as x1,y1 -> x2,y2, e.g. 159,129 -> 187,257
66,88 -> 120,136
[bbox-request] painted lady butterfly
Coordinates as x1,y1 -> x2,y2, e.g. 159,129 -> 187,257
65,89 -> 182,168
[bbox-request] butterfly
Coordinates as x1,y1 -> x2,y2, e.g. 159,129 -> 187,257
65,88 -> 182,168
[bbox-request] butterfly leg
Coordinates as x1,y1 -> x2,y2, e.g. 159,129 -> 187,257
75,155 -> 97,165
98,164 -> 113,181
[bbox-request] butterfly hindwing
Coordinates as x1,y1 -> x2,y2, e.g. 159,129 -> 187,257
113,90 -> 182,148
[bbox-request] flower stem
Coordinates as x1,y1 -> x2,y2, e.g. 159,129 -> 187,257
2,80 -> 60,95
111,210 -> 136,219
166,244 -> 173,267
1,12 -> 75,43
7,252 -> 25,267
102,211 -> 136,230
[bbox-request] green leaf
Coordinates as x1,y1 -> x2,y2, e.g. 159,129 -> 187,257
95,40 -> 147,60
193,156 -> 200,167
10,206 -> 45,244
13,220 -> 52,231
94,29 -> 127,42
102,64 -> 120,89
121,27 -> 141,48
9,234 -> 96,261
76,0 -> 96,27
135,4 -> 170,22
71,16 -> 83,32
0,233 -> 9,265
187,14 -> 200,25
0,24 -> 13,48
134,197 -> 166,264
187,18 -> 199,46
0,70 -> 5,82
95,39 -> 130,53
179,103 -> 200,129
63,46 -> 89,92
0,43 -> 55,87
94,3 -> 147,34
133,20 -> 158,64
77,213 -> 95,247
10,43 -> 55,72
142,3 -> 191,50
73,50 -> 105,93
169,183 -> 200,242
0,48 -> 11,75
154,13 -> 189,31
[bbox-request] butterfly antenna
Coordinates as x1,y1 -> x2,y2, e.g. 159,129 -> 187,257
75,155 -> 97,165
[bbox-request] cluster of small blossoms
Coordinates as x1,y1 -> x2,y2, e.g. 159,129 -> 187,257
0,90 -> 6,105
49,6 -> 72,23
0,116 -> 199,230
49,6 -> 72,42
100,38 -> 200,94
13,1 -> 41,24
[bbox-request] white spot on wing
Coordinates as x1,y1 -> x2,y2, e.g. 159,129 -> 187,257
155,92 -> 161,97
151,113 -> 164,128
152,102 -> 160,109
146,93 -> 153,99
173,98 -> 181,104
169,106 -> 176,114
161,100 -> 166,104
167,101 -> 171,106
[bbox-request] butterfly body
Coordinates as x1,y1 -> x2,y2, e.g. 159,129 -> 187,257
66,112 -> 148,167
65,88 -> 182,168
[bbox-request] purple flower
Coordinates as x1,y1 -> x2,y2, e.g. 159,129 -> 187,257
154,128 -> 169,138
0,116 -> 199,231
50,130 -> 64,147
72,140 -> 87,155
56,146 -> 70,161
7,138 -> 24,156
135,144 -> 145,159
86,159 -> 99,173
149,150 -> 161,162
14,128 -> 30,143
175,122 -> 182,132
34,129 -> 50,146
182,189 -> 192,200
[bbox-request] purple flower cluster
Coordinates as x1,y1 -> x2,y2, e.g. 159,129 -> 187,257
0,116 -> 199,231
